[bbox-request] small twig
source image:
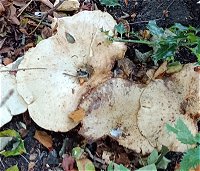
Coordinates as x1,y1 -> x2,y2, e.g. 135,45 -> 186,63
20,154 -> 30,163
85,147 -> 105,165
0,158 -> 5,169
17,0 -> 34,17
29,0 -> 65,35
0,67 -> 47,72
0,89 -> 14,107
24,14 -> 51,27
129,18 -> 164,25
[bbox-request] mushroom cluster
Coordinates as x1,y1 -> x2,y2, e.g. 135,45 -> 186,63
0,10 -> 199,155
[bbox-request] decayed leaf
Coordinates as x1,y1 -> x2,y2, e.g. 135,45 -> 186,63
153,61 -> 167,79
76,158 -> 95,171
62,154 -> 75,171
0,2 -> 5,14
3,57 -> 13,65
34,130 -> 53,149
166,62 -> 183,74
9,5 -> 20,25
69,108 -> 85,123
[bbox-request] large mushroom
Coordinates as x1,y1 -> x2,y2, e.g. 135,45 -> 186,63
79,78 -> 154,154
16,10 -> 126,132
79,64 -> 198,154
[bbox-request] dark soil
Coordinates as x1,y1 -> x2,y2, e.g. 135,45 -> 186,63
1,0 -> 199,171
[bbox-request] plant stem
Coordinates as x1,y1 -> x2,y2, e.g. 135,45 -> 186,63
111,37 -> 155,45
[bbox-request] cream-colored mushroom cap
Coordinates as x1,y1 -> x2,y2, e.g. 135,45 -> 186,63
79,78 -> 154,154
16,11 -> 126,132
0,62 -> 27,127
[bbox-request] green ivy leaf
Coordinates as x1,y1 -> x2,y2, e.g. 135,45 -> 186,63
0,129 -> 26,157
166,118 -> 196,145
147,20 -> 164,37
156,157 -> 170,169
0,129 -> 20,138
99,0 -> 120,7
107,162 -> 130,171
136,164 -> 157,171
147,149 -> 159,165
6,165 -> 19,171
180,146 -> 200,171
76,158 -> 95,171
114,23 -> 126,38
195,133 -> 200,143
72,147 -> 84,160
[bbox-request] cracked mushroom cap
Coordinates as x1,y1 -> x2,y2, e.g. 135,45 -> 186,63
165,63 -> 200,116
16,11 -> 126,132
137,79 -> 197,152
0,63 -> 27,127
79,78 -> 154,154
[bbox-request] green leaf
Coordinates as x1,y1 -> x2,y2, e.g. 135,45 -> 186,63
76,158 -> 95,171
166,124 -> 178,134
99,0 -> 120,7
180,146 -> 200,171
0,129 -> 26,157
156,157 -> 170,169
147,149 -> 159,165
0,140 -> 26,157
147,20 -> 164,37
136,164 -> 157,171
166,62 -> 183,74
195,133 -> 200,143
114,23 -> 126,38
153,43 -> 177,63
166,119 -> 196,145
171,23 -> 188,32
107,162 -> 130,171
6,165 -> 19,171
0,129 -> 20,138
156,145 -> 169,165
72,147 -> 84,160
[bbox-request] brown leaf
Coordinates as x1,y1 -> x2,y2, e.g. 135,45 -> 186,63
62,154 -> 75,171
0,2 -> 5,15
9,5 -> 20,25
28,161 -> 35,171
3,57 -> 13,65
41,26 -> 52,39
13,0 -> 26,7
124,0 -> 128,6
68,108 -> 85,123
153,61 -> 167,79
34,130 -> 53,149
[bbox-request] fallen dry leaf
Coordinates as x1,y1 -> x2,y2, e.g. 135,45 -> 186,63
9,5 -> 20,25
28,161 -> 35,171
41,26 -> 52,39
68,108 -> 85,123
153,61 -> 167,79
124,0 -> 128,6
34,130 -> 53,149
62,154 -> 75,171
3,57 -> 13,65
0,2 -> 5,15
